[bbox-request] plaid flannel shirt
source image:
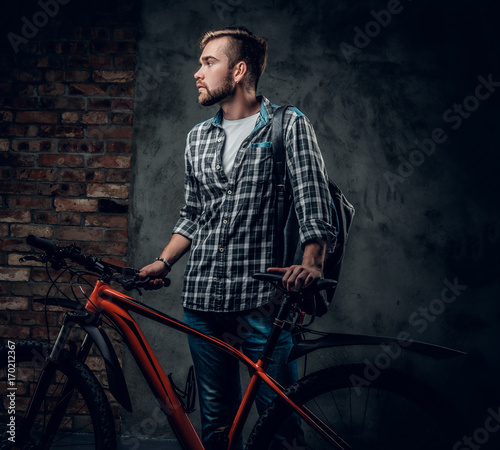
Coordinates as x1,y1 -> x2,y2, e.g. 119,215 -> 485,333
173,96 -> 335,312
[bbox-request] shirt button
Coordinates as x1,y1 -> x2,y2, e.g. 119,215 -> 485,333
223,219 -> 228,224
216,164 -> 221,170
227,190 -> 232,195
213,277 -> 217,281
217,138 -> 222,143
219,247 -> 225,252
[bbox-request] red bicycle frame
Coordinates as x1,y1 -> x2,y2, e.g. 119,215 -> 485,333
84,279 -> 346,450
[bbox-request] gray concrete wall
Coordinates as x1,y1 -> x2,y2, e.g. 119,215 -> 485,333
125,0 -> 500,442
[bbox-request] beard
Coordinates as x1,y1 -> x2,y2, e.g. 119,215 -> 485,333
198,72 -> 236,106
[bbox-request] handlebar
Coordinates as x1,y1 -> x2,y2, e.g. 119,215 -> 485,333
24,235 -> 169,291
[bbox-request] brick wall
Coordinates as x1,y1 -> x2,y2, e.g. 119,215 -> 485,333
0,0 -> 139,432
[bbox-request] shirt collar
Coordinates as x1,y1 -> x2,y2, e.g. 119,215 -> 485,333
209,96 -> 274,130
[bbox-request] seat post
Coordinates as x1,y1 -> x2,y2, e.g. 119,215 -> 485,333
259,294 -> 295,366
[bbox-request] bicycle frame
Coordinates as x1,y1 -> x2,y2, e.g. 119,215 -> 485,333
43,279 -> 347,450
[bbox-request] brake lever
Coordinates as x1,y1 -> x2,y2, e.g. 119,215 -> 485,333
19,255 -> 45,263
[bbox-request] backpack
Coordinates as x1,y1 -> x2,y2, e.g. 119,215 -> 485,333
271,106 -> 355,316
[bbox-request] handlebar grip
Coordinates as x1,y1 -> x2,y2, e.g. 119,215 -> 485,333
27,234 -> 58,254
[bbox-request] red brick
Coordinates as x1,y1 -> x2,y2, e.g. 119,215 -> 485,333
31,327 -> 60,341
106,170 -> 131,183
0,282 -> 9,295
54,198 -> 98,212
108,84 -> 134,97
3,98 -> 38,110
111,113 -> 132,125
0,210 -> 31,223
12,283 -> 50,298
82,112 -> 108,124
64,70 -> 91,83
86,126 -> 132,139
0,182 -> 36,195
87,183 -> 129,199
38,183 -> 86,197
11,311 -> 59,326
39,154 -> 85,167
58,140 -> 104,153
56,227 -> 102,241
69,84 -> 108,96
0,238 -> 27,252
33,212 -> 58,224
1,297 -> 29,310
113,55 -> 136,69
0,153 -> 36,167
61,112 -> 79,124
59,212 -> 81,226
37,56 -> 64,68
16,111 -> 58,124
14,168 -> 58,181
14,70 -> 43,82
0,111 -> 14,122
111,99 -> 134,111
42,41 -> 87,55
0,325 -> 30,340
0,139 -> 9,151
10,224 -> 53,239
93,70 -> 135,83
0,268 -> 30,282
3,124 -> 34,137
84,242 -> 127,257
85,214 -> 127,228
107,141 -> 132,153
7,196 -> 52,210
38,83 -> 66,96
87,155 -> 131,169
12,140 -> 55,152
104,230 -> 128,242
60,169 -> 105,182
44,70 -> 65,82
0,224 -> 9,236
87,99 -> 112,110
40,97 -> 85,110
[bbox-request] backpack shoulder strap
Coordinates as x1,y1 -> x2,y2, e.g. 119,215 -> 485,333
271,105 -> 291,265
271,105 -> 290,187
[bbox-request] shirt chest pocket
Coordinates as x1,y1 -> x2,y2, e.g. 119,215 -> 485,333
239,142 -> 274,186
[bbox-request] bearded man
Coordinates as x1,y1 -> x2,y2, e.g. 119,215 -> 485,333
140,26 -> 334,450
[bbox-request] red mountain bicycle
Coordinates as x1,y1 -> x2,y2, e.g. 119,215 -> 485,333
0,235 -> 466,449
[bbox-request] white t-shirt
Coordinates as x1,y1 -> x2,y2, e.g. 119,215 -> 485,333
221,112 -> 259,178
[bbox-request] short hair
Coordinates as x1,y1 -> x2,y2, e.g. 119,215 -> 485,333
199,26 -> 268,90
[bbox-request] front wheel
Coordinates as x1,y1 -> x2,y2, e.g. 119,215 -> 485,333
247,364 -> 464,449
0,339 -> 116,449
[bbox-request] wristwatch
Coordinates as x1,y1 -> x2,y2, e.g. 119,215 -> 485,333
155,257 -> 172,272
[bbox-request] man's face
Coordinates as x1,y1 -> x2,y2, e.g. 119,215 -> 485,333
194,37 -> 236,106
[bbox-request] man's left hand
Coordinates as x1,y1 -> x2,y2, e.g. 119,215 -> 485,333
266,265 -> 322,292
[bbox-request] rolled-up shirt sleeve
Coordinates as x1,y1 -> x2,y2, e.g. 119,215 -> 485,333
172,138 -> 200,240
285,113 -> 336,248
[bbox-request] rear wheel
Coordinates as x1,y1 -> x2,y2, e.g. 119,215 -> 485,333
247,364 -> 463,449
0,339 -> 116,449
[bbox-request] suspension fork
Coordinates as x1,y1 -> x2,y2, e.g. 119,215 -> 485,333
21,310 -> 95,447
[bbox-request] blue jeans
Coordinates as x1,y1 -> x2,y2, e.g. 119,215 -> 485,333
184,307 -> 304,450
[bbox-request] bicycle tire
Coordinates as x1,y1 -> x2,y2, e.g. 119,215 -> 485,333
0,339 -> 116,450
246,363 -> 463,450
